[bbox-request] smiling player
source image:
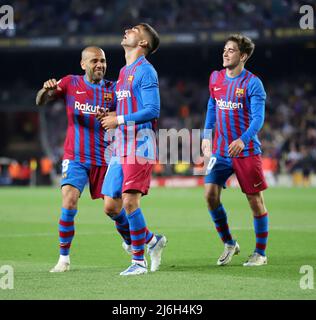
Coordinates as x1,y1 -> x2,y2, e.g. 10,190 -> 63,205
202,34 -> 269,267
36,47 -> 116,272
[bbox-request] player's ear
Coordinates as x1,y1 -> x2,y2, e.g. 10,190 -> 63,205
241,53 -> 248,63
138,39 -> 148,50
80,59 -> 86,71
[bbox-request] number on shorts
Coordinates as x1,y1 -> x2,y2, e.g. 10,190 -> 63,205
206,157 -> 217,173
62,159 -> 70,173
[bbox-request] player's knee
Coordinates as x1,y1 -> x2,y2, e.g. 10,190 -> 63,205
104,203 -> 119,217
62,194 -> 78,210
62,186 -> 79,210
62,197 -> 78,210
205,190 -> 220,210
246,192 -> 266,214
123,198 -> 138,214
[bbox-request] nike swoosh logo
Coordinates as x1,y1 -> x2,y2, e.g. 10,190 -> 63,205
76,90 -> 86,94
214,87 -> 221,91
219,252 -> 230,262
125,180 -> 134,185
254,182 -> 263,187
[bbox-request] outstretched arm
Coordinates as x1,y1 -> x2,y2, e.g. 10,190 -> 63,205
36,78 -> 60,106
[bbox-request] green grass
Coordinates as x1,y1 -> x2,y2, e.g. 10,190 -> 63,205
0,186 -> 316,300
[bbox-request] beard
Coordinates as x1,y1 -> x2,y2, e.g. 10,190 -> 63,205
91,69 -> 104,82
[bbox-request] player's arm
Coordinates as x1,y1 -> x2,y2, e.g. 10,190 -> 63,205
228,77 -> 266,157
99,68 -> 160,130
240,77 -> 266,144
202,74 -> 216,157
35,78 -> 60,106
118,68 -> 160,125
202,97 -> 216,157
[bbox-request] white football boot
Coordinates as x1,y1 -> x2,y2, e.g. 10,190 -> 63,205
243,252 -> 267,266
50,256 -> 70,272
217,241 -> 240,266
120,259 -> 148,276
147,235 -> 167,272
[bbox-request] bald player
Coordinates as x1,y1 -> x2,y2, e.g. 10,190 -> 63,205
36,47 -> 117,272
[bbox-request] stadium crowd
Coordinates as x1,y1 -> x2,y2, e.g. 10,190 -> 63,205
1,0 -> 313,37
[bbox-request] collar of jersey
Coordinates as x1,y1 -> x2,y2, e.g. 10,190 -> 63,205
83,75 -> 104,88
225,68 -> 246,81
126,55 -> 145,70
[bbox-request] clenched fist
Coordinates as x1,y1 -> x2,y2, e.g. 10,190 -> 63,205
43,78 -> 59,91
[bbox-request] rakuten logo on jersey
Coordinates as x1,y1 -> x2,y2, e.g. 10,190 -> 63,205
74,101 -> 101,114
215,98 -> 243,110
116,90 -> 131,101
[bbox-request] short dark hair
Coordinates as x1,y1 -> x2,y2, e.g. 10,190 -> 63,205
139,23 -> 160,55
226,34 -> 255,62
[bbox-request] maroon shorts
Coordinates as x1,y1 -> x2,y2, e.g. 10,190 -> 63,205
232,155 -> 268,194
121,156 -> 154,195
89,165 -> 108,199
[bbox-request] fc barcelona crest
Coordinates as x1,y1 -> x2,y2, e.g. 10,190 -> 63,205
235,88 -> 244,97
128,75 -> 134,82
104,92 -> 113,102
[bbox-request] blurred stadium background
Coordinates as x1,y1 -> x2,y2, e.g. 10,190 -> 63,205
0,0 -> 315,188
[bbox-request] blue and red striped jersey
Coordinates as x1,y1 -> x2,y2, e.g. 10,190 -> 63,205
56,75 -> 116,166
114,55 -> 160,159
204,69 -> 266,157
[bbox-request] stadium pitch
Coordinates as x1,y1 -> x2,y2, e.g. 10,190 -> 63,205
0,186 -> 315,300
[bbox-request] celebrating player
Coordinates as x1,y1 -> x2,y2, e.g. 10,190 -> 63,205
97,23 -> 167,276
202,34 -> 269,267
36,46 -> 116,272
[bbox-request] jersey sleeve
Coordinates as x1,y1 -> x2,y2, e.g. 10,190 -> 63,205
240,76 -> 266,145
203,72 -> 217,139
124,66 -> 160,123
55,75 -> 72,98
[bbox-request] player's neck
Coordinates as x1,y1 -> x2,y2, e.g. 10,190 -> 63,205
124,48 -> 144,66
226,65 -> 244,78
85,75 -> 101,85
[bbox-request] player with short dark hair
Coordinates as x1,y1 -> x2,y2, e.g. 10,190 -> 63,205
97,24 -> 167,276
202,34 -> 269,267
36,46 -> 116,272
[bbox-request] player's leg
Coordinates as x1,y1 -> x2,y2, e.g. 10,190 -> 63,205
103,195 -> 133,254
119,158 -> 167,276
100,158 -> 133,253
50,160 -> 88,273
119,191 -> 148,275
232,155 -> 269,266
89,164 -> 131,253
244,191 -> 268,266
50,186 -> 80,272
103,194 -> 156,255
204,155 -> 239,266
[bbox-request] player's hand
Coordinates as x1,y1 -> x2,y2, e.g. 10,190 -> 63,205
100,114 -> 118,130
43,78 -> 58,91
96,108 -> 109,121
228,138 -> 245,157
201,139 -> 211,158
